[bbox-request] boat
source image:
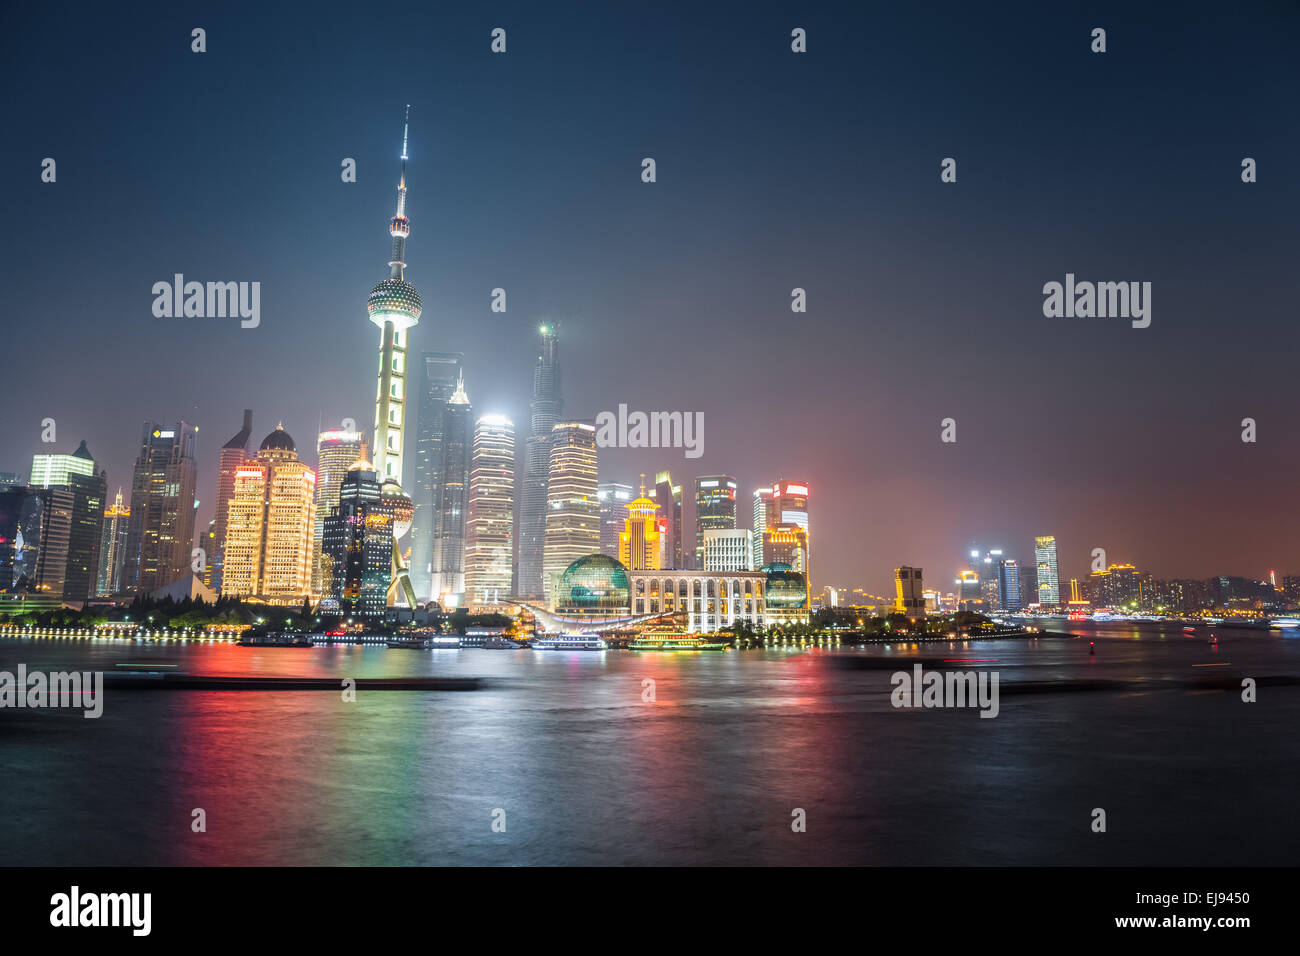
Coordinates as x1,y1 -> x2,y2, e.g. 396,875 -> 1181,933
531,634 -> 607,650
629,628 -> 730,651
237,632 -> 314,647
1270,618 -> 1300,629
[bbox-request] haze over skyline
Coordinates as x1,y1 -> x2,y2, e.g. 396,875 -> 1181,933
2,1 -> 1297,590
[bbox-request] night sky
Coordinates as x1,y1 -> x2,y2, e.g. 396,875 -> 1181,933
2,1 -> 1297,592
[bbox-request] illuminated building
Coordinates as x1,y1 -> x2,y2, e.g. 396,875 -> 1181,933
0,473 -> 24,491
123,421 -> 198,594
1069,577 -> 1081,603
618,486 -> 661,571
762,523 -> 808,577
95,488 -> 130,595
519,324 -> 562,598
998,558 -> 1022,611
542,422 -> 598,600
694,475 -> 737,568
463,414 -> 515,608
761,563 -> 810,628
649,471 -> 683,569
411,351 -> 464,601
597,481 -> 633,557
0,489 -> 43,592
365,105 -> 420,607
220,425 -> 317,606
628,568 -> 771,632
703,528 -> 752,572
63,468 -> 107,603
752,487 -> 773,568
957,569 -> 981,610
430,372 -> 472,606
211,409 -> 253,593
1035,535 -> 1060,605
312,424 -> 364,597
29,441 -> 96,489
321,459 -> 392,617
894,566 -> 925,620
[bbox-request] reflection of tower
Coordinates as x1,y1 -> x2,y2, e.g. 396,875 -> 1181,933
518,324 -> 562,597
365,105 -> 421,607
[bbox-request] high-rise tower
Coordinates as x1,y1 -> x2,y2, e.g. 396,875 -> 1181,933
124,422 -> 198,594
694,475 -> 737,568
431,371 -> 472,606
411,351 -> 464,601
312,424 -> 364,596
542,421 -> 597,601
365,105 -> 421,607
518,324 -> 562,597
464,414 -> 515,608
211,409 -> 253,592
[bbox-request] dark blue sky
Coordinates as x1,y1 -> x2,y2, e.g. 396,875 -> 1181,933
2,0 -> 1297,591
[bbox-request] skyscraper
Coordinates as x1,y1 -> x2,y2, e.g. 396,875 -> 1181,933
29,441 -> 96,489
211,409 -> 252,593
312,424 -> 364,596
650,471 -> 683,568
1035,535 -> 1060,606
694,475 -> 737,568
542,421 -> 598,600
752,487 -> 774,569
763,523 -> 808,575
519,324 -> 562,597
220,425 -> 316,606
597,481 -> 633,557
365,106 -> 421,608
772,479 -> 810,585
410,351 -> 464,601
463,414 -> 515,608
63,469 -> 107,604
998,558 -> 1022,611
95,488 -> 130,596
618,488 -> 661,571
430,372 -> 472,606
321,459 -> 393,618
895,566 -> 925,620
123,421 -> 198,594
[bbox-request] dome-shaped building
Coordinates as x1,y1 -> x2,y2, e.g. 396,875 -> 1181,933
552,554 -> 631,615
762,563 -> 808,610
258,423 -> 297,455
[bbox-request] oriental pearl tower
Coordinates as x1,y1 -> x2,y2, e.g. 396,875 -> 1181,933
366,105 -> 420,608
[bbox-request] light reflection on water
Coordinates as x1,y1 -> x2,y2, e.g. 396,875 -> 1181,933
1,623 -> 1297,866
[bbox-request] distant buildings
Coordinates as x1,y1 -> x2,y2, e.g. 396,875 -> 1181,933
123,422 -> 199,594
894,566 -> 925,620
1089,562 -> 1144,609
542,422 -> 598,600
29,441 -> 96,489
411,351 -> 464,602
752,487 -> 773,568
694,475 -> 737,568
463,414 -> 515,608
321,459 -> 392,617
211,409 -> 253,593
1035,535 -> 1060,605
649,471 -> 683,569
220,425 -> 316,606
95,488 -> 130,596
597,481 -> 633,557
518,325 -> 562,598
312,424 -> 364,597
703,528 -> 752,572
998,558 -> 1022,611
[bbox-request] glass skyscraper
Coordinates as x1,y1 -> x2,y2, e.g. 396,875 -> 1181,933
410,351 -> 464,601
123,422 -> 198,595
694,475 -> 738,568
542,421 -> 597,602
1035,535 -> 1060,605
519,325 -> 562,597
430,373 -> 472,605
463,414 -> 515,607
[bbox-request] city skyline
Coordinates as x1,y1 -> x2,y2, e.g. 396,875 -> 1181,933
2,3 -> 1297,592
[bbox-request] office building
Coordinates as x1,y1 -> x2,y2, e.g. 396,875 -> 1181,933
123,421 -> 199,594
542,422 -> 598,600
463,414 -> 515,608
694,475 -> 737,568
211,409 -> 253,593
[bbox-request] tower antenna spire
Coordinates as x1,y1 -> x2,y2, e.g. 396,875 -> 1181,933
401,103 -> 410,162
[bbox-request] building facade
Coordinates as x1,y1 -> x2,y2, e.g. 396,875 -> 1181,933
321,460 -> 393,617
597,481 -> 633,558
1035,535 -> 1060,605
95,488 -> 130,596
312,424 -> 364,597
703,528 -> 752,572
694,475 -> 737,568
895,566 -> 925,620
430,373 -> 472,606
410,351 -> 464,601
211,409 -> 253,593
618,492 -> 661,571
518,324 -> 562,597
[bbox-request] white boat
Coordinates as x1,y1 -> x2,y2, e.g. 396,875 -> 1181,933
532,634 -> 607,651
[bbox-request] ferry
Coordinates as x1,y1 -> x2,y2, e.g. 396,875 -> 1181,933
1270,618 -> 1300,630
386,635 -> 460,649
629,629 -> 730,651
237,632 -> 315,647
532,634 -> 607,651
